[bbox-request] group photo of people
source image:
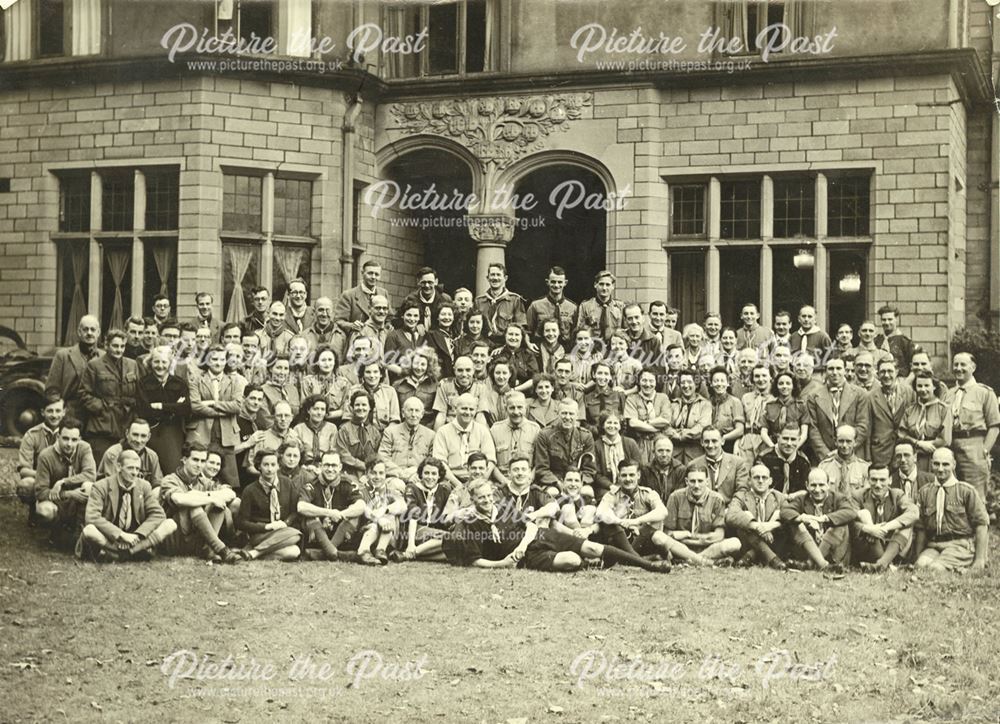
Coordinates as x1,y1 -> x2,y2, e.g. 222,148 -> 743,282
17,260 -> 994,575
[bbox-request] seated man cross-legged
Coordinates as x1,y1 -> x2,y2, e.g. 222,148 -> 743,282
662,463 -> 742,566
852,465 -> 918,572
780,468 -> 858,572
725,464 -> 790,570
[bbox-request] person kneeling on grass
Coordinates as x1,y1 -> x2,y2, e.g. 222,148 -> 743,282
78,450 -> 177,562
355,457 -> 407,566
661,463 -> 742,566
442,478 -> 671,573
158,441 -> 243,564
911,447 -> 988,572
779,468 -> 857,572
725,464 -> 790,570
235,449 -> 302,561
392,457 -> 453,562
297,451 -> 366,561
852,465 -> 918,572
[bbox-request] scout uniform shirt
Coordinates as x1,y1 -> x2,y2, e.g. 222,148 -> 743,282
665,489 -> 727,535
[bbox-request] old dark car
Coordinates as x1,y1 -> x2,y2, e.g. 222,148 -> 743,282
0,326 -> 52,437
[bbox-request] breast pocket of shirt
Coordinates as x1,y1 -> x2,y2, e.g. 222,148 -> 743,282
958,400 -> 982,429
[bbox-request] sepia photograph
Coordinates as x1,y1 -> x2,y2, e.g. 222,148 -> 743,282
0,0 -> 998,720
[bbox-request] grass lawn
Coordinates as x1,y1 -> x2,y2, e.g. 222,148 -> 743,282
2,447 -> 1000,723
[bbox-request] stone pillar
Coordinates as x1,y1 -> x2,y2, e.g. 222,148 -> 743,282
467,213 -> 516,295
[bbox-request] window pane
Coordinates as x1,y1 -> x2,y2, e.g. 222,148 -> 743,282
57,242 -> 89,345
240,0 -> 273,47
101,173 -> 135,231
143,238 -> 178,313
145,170 -> 179,231
771,246 -> 814,323
274,178 -> 312,236
222,174 -> 262,233
272,243 -> 312,304
38,0 -> 65,57
828,175 -> 871,237
719,247 -> 760,330
222,241 -> 261,321
773,176 -> 815,238
671,184 -> 705,237
465,0 -> 487,73
669,250 -> 706,328
59,175 -> 91,232
828,246 -> 868,333
100,242 -> 133,332
720,180 -> 761,240
428,3 -> 458,74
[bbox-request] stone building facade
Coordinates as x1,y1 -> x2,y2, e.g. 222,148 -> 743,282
0,0 -> 996,366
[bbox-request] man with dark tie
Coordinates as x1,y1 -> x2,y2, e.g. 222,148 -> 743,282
284,277 -> 316,334
867,357 -> 915,467
944,352 -> 999,502
780,468 -> 857,572
79,449 -> 177,562
890,442 -> 934,500
769,310 -> 793,353
759,424 -> 812,494
725,464 -> 789,569
689,426 -> 749,503
852,465 -> 918,571
576,270 -> 625,342
912,448 -> 988,572
805,357 -> 868,463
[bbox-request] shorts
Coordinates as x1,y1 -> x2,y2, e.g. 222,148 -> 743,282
523,529 -> 585,571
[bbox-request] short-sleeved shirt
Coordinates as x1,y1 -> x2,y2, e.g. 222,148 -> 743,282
432,379 -> 488,419
665,489 -> 727,534
490,419 -> 541,473
945,379 -> 1000,433
624,392 -> 672,436
914,478 -> 989,537
710,394 -> 746,437
599,484 -> 664,533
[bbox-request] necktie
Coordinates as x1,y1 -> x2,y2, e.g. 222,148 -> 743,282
935,484 -> 947,535
951,388 -> 965,430
708,459 -> 720,491
691,498 -> 702,534
881,335 -> 892,354
489,511 -> 501,543
322,484 -> 333,510
830,389 -> 841,426
310,425 -> 322,462
459,429 -> 470,463
917,404 -> 929,439
118,489 -> 132,531
800,332 -> 809,353
839,460 -> 850,493
267,484 -> 281,523
424,487 -> 435,524
875,497 -> 885,523
781,457 -> 791,494
211,377 -> 221,401
756,495 -> 767,522
886,388 -> 896,412
599,303 -> 610,338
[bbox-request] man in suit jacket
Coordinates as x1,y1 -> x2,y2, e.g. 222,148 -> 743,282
867,357 -> 915,466
79,330 -> 140,464
78,449 -> 177,561
45,314 -> 103,421
690,426 -> 749,502
334,261 -> 390,359
188,345 -> 247,486
852,465 -> 918,571
890,442 -> 934,499
805,357 -> 868,463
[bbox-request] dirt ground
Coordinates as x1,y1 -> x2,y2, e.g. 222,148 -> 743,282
1,447 -> 999,723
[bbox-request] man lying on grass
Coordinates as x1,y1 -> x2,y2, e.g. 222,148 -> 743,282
442,478 -> 671,573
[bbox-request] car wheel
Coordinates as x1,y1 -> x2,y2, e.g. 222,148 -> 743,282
1,388 -> 43,436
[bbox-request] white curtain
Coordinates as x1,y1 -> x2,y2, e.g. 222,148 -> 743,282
723,0 -> 749,52
383,6 -> 405,77
71,0 -> 101,55
483,0 -> 502,71
151,243 -> 174,296
783,0 -> 815,39
64,246 -> 87,345
278,0 -> 311,57
225,245 -> 253,324
274,245 -> 305,304
106,246 -> 130,332
4,0 -> 32,62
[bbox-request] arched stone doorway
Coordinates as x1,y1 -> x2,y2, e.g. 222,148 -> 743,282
505,163 -> 608,303
378,143 -> 477,294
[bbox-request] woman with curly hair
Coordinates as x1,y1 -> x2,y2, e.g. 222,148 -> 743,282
423,302 -> 459,380
761,370 -> 808,452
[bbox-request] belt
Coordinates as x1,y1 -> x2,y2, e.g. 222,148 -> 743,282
932,533 -> 971,543
951,429 -> 986,440
748,426 -> 762,434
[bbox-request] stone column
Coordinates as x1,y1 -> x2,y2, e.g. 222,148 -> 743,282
466,213 -> 516,295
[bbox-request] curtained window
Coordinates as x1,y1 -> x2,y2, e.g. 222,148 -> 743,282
100,243 -> 132,332
59,174 -> 90,232
669,251 -> 707,328
719,0 -> 814,55
57,242 -> 89,345
143,239 -> 178,313
222,242 -> 260,323
388,0 -> 504,78
272,243 -> 312,306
